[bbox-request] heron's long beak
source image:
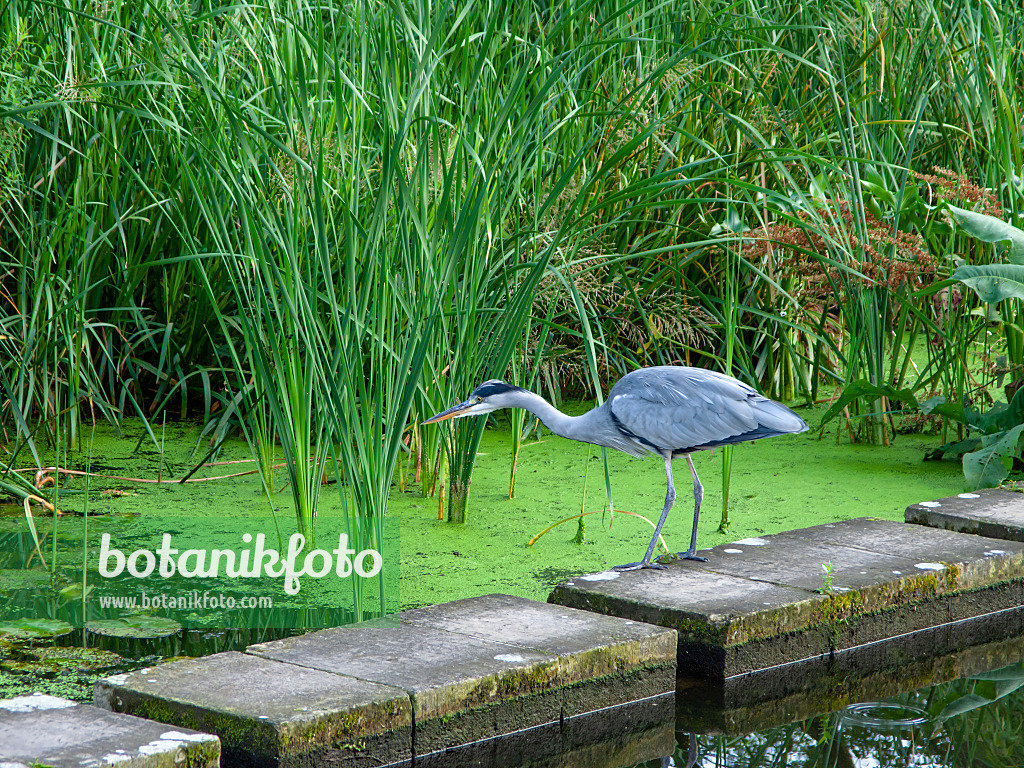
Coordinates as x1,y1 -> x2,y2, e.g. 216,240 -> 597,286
423,399 -> 475,424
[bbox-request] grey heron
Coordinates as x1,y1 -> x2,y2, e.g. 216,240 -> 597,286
424,366 -> 808,570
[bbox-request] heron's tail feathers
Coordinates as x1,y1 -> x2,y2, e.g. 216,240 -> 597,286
752,398 -> 809,436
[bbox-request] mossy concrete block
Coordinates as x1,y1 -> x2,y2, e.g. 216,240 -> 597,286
550,518 -> 1024,678
94,651 -> 410,767
907,488 -> 1024,542
0,693 -> 219,768
403,594 -> 676,711
248,595 -> 674,756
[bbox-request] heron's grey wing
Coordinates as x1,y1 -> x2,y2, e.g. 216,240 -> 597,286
608,367 -> 805,453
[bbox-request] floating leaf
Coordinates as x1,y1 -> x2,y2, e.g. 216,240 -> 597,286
86,615 -> 181,639
947,204 -> 1024,264
962,424 -> 1024,489
6,646 -> 122,674
0,618 -> 73,639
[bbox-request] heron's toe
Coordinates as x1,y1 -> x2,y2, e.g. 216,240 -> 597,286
613,561 -> 667,571
674,551 -> 709,563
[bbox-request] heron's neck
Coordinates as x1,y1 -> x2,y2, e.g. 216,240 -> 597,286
515,391 -> 586,441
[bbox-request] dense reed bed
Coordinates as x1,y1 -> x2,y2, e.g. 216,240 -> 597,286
2,0 -> 1023,601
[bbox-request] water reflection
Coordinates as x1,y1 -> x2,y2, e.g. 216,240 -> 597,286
651,658 -> 1024,768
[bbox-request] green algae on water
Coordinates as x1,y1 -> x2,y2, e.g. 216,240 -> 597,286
1,410 -> 968,618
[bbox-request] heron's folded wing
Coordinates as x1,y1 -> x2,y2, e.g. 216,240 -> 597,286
608,367 -> 798,452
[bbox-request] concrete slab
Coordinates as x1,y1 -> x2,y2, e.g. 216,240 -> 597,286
94,651 -> 411,767
907,487 -> 1024,542
0,694 -> 219,768
249,595 -> 675,756
549,518 -> 1024,678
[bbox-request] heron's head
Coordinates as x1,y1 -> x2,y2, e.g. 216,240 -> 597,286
423,380 -> 530,424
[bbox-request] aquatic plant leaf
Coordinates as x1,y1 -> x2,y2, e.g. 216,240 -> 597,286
947,205 -> 1024,264
924,388 -> 1024,436
924,437 -> 981,461
962,424 -> 1024,489
0,618 -> 73,639
937,693 -> 995,719
7,646 -> 122,674
86,615 -> 181,638
969,663 -> 1024,682
818,380 -> 918,428
919,396 -> 966,424
860,170 -> 895,207
58,583 -> 94,601
952,263 -> 1024,305
994,679 -> 1024,699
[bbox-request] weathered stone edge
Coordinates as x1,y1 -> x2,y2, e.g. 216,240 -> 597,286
411,665 -> 676,757
94,676 -> 411,763
95,681 -> 279,760
698,580 -> 1024,678
0,699 -> 221,768
550,552 -> 1024,649
906,504 -> 1024,543
400,614 -> 677,687
407,642 -> 677,722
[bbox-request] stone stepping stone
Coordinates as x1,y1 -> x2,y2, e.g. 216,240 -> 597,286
907,488 -> 1024,542
248,594 -> 675,757
549,517 -> 1024,679
0,693 -> 219,768
94,651 -> 410,768
94,594 -> 674,765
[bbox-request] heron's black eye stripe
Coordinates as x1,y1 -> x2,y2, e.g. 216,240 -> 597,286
471,381 -> 528,399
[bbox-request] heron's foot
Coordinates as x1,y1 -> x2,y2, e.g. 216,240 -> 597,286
613,560 -> 667,572
673,550 -> 708,563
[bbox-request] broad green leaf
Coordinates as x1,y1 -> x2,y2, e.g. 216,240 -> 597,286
937,693 -> 995,719
962,423 -> 1024,489
970,663 -> 1024,682
925,437 -> 981,461
920,396 -> 967,424
0,618 -> 73,639
948,204 -> 1024,264
860,171 -> 895,207
995,679 -> 1024,699
818,380 -> 918,428
952,263 -> 1024,305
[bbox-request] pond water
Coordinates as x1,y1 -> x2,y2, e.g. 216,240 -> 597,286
658,628 -> 1024,768
660,656 -> 1024,768
0,415 -> 1009,766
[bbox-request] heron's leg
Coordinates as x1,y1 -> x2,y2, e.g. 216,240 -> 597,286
676,453 -> 708,562
614,453 -> 674,571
